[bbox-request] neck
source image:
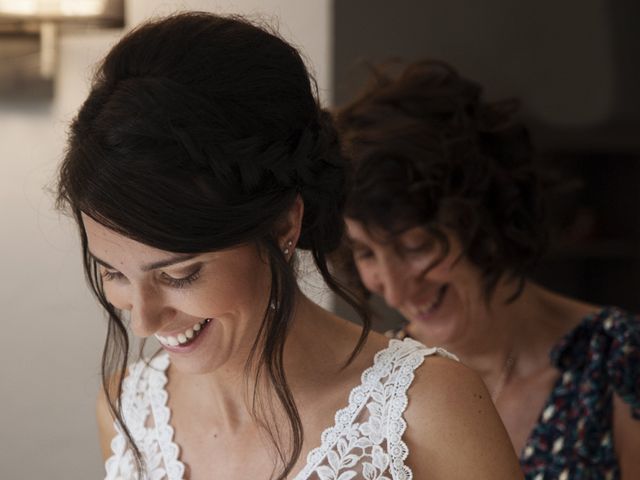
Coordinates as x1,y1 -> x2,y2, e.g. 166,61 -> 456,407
435,280 -> 580,380
404,277 -> 598,400
167,292 -> 358,432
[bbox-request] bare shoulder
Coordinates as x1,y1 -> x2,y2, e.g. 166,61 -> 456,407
96,378 -> 119,462
613,393 -> 640,479
402,355 -> 524,480
407,354 -> 488,409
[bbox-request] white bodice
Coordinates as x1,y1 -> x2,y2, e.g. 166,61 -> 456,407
104,338 -> 457,480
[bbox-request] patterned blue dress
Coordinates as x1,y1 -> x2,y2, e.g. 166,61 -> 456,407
520,307 -> 640,479
389,306 -> 640,479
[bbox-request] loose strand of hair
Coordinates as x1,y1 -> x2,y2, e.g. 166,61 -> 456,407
79,224 -> 146,475
244,239 -> 303,479
311,244 -> 371,367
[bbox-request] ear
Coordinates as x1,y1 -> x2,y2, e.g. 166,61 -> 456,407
274,195 -> 304,256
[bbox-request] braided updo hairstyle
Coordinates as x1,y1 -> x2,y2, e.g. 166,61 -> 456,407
336,61 -> 548,301
56,12 -> 368,478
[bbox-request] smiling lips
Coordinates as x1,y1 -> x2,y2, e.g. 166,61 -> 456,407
155,318 -> 211,347
409,284 -> 448,320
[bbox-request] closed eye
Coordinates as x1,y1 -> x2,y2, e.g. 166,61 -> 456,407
353,248 -> 374,261
160,266 -> 202,289
399,238 -> 437,256
100,269 -> 125,282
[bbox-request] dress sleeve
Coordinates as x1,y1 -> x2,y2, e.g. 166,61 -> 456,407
604,309 -> 640,419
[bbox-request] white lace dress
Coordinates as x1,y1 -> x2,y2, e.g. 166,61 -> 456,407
104,337 -> 457,480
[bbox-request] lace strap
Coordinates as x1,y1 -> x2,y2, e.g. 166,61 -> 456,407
295,338 -> 457,480
385,339 -> 457,480
104,353 -> 181,480
146,355 -> 185,479
104,358 -> 153,480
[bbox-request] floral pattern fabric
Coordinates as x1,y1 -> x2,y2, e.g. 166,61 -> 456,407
520,307 -> 640,480
388,306 -> 640,479
104,338 -> 457,480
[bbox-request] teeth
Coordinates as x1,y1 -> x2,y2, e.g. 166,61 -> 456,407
155,319 -> 210,347
414,286 -> 446,316
414,298 -> 436,316
418,300 -> 435,315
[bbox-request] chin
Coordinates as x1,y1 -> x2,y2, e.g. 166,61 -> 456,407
405,286 -> 469,346
407,319 -> 457,347
166,351 -> 220,375
161,318 -> 243,375
405,303 -> 465,347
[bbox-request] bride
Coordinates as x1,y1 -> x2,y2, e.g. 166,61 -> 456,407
56,12 -> 522,480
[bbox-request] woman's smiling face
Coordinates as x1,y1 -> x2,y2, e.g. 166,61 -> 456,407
345,218 -> 487,346
82,213 -> 272,374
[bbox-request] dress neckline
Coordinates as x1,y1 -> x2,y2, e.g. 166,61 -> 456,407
519,306 -> 617,459
550,306 -> 617,369
144,337 -> 452,480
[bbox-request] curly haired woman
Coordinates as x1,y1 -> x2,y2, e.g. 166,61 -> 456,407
336,60 -> 640,479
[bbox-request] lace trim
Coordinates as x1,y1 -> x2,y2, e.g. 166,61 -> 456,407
147,355 -> 184,480
294,338 -> 456,480
104,353 -> 185,480
106,338 -> 456,480
386,343 -> 457,480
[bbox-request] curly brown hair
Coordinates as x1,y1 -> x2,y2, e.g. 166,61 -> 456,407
335,60 -> 548,301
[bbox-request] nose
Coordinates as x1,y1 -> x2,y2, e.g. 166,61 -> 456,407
370,257 -> 410,309
126,284 -> 169,337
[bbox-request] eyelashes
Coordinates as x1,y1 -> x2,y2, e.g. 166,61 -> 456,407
100,270 -> 124,282
161,268 -> 201,288
99,266 -> 202,289
353,248 -> 373,261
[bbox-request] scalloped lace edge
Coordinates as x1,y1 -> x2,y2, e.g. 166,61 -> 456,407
104,353 -> 185,480
106,340 -> 457,480
295,338 -> 455,480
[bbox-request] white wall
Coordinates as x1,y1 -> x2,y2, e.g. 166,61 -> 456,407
0,1 -> 331,478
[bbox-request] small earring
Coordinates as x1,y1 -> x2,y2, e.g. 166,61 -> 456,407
283,240 -> 293,255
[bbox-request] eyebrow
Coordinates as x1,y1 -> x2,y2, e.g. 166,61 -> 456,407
89,252 -> 199,272
347,239 -> 368,250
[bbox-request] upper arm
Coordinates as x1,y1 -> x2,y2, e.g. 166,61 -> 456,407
96,385 -> 118,462
402,356 -> 524,480
613,393 -> 640,480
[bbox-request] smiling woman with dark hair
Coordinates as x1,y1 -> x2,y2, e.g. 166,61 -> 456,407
56,13 -> 522,480
336,60 -> 640,479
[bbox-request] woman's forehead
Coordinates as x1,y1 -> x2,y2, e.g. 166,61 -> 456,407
82,213 -> 165,261
346,218 -> 429,245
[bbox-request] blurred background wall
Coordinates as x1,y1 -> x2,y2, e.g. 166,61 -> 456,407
0,1 -> 330,478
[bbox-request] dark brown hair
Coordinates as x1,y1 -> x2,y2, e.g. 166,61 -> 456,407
335,60 -> 548,301
56,12 -> 368,479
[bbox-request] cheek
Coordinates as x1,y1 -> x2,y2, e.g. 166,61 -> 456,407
424,248 -> 466,280
436,259 -> 484,303
195,262 -> 271,314
354,261 -> 378,292
174,283 -> 236,316
426,261 -> 454,282
101,282 -> 130,310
